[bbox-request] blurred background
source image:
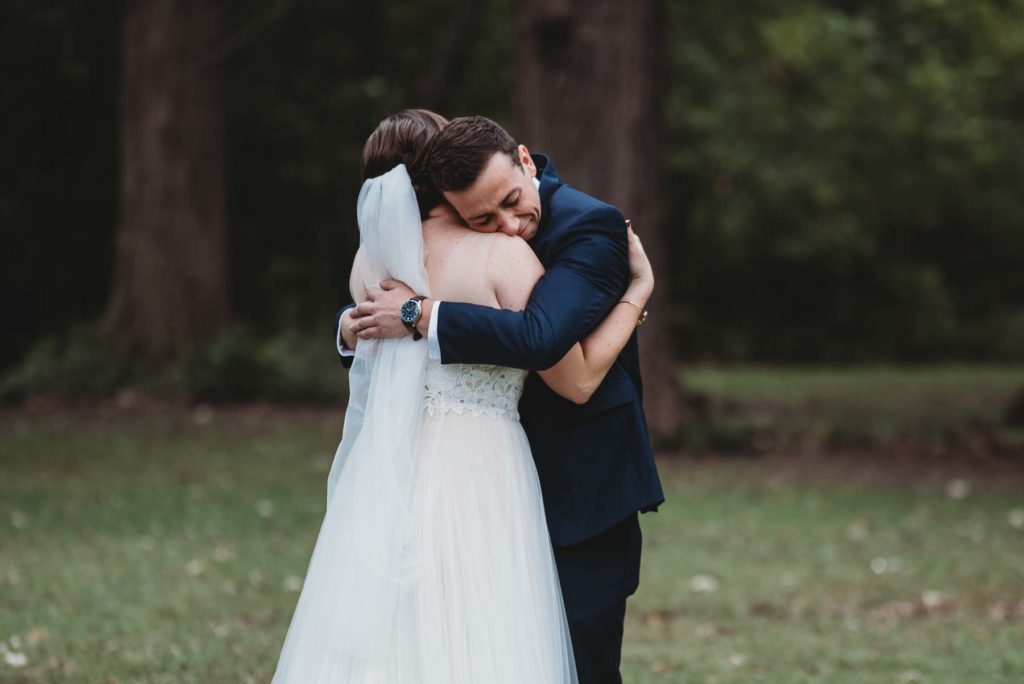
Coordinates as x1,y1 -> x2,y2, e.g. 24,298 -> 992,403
2,1 -> 1023,682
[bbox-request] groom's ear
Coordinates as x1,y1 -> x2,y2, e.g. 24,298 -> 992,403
518,145 -> 536,177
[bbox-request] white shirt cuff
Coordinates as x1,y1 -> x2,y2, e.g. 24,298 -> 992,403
337,310 -> 356,357
427,300 -> 442,360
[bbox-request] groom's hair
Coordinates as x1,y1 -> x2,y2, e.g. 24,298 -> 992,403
419,116 -> 520,192
361,109 -> 448,181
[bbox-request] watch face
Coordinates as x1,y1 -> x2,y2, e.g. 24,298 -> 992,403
400,300 -> 419,323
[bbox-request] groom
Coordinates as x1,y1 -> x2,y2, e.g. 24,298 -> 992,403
336,116 -> 664,683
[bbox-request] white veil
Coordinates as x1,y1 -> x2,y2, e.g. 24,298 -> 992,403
273,164 -> 430,679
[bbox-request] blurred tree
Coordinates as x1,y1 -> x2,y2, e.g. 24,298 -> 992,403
224,0 -> 515,332
4,0 -> 1024,393
516,0 -> 686,439
103,0 -> 229,359
0,2 -> 119,369
412,0 -> 488,111
666,0 -> 1024,362
1007,387 -> 1024,427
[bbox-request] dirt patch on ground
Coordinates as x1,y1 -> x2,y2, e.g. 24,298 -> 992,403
659,447 -> 1024,493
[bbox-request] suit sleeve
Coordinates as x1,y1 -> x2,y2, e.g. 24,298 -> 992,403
436,205 -> 629,370
335,304 -> 355,369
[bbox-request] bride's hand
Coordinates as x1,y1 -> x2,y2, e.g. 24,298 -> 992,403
623,221 -> 654,305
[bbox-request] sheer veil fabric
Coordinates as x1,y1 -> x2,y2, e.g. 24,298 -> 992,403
273,164 -> 431,674
272,164 -> 577,683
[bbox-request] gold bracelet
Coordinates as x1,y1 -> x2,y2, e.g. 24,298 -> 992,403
619,300 -> 648,327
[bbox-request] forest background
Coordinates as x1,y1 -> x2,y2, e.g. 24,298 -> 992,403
3,0 -> 1023,425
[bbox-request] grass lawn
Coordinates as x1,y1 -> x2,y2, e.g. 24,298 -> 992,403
682,365 -> 1024,452
2,393 -> 1023,682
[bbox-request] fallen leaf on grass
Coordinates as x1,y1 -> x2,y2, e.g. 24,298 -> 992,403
945,479 -> 971,500
690,574 -> 719,593
26,627 -> 48,646
184,558 -> 206,577
920,590 -> 946,610
10,511 -> 28,529
3,651 -> 28,668
256,500 -> 275,518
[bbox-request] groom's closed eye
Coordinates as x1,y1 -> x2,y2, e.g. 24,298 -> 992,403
470,190 -> 521,228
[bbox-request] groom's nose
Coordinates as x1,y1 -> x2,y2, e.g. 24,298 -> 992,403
495,212 -> 520,236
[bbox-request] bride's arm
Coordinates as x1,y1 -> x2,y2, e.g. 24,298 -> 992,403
537,226 -> 652,404
339,247 -> 368,353
492,226 -> 654,405
349,246 -> 368,303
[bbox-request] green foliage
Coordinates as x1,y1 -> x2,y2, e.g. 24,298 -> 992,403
667,0 -> 1024,361
187,332 -> 265,402
2,328 -> 344,404
188,330 -> 343,404
682,365 -> 1024,453
0,328 -> 130,402
1,0 -> 1022,374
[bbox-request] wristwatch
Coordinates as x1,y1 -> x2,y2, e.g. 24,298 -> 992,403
399,296 -> 427,340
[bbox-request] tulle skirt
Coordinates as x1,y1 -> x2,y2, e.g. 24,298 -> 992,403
271,410 -> 577,684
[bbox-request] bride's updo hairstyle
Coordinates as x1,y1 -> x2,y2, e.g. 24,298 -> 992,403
361,109 -> 448,217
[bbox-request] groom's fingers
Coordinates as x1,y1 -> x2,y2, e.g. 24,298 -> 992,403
356,325 -> 380,339
380,279 -> 401,291
349,311 -> 376,334
351,310 -> 390,334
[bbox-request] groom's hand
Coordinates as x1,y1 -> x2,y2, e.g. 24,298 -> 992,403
350,279 -> 418,339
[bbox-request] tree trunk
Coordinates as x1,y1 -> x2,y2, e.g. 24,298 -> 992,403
413,0 -> 486,112
104,0 -> 229,360
515,0 -> 686,441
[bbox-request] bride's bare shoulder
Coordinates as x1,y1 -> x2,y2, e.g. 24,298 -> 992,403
487,232 -> 540,268
487,233 -> 544,310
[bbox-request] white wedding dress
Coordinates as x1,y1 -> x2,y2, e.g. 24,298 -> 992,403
271,165 -> 577,684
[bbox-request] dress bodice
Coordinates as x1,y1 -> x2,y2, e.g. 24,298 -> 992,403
423,360 -> 527,420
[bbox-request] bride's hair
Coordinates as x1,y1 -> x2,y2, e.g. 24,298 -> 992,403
361,109 -> 448,216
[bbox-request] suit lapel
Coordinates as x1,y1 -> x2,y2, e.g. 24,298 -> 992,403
531,153 -> 563,265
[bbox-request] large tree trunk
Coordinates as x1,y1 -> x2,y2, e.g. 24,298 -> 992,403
515,0 -> 686,441
413,0 -> 486,111
104,0 -> 229,360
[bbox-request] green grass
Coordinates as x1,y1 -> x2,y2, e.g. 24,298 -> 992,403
2,402 -> 1023,683
683,365 -> 1024,452
624,461 -> 1024,683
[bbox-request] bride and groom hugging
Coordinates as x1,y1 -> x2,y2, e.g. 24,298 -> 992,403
271,110 -> 664,684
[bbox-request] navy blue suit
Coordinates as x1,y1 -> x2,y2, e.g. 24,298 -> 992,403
337,155 -> 664,683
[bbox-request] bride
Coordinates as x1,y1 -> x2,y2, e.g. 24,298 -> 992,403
271,110 -> 654,683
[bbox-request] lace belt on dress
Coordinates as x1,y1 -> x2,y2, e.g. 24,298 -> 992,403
422,362 -> 526,420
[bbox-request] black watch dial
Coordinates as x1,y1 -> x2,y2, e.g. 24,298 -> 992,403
400,299 -> 420,324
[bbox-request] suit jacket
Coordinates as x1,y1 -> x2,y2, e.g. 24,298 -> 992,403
336,154 -> 664,546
